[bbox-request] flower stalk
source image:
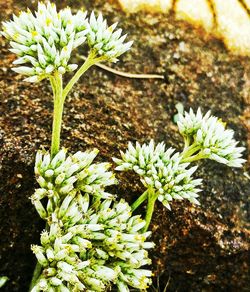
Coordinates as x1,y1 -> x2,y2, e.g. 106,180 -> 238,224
62,51 -> 103,101
50,72 -> 63,157
181,143 -> 200,159
143,188 -> 158,232
131,189 -> 148,211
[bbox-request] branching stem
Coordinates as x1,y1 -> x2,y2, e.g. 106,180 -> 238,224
181,143 -> 200,160
181,152 -> 207,163
143,188 -> 158,232
62,51 -> 106,101
131,190 -> 148,212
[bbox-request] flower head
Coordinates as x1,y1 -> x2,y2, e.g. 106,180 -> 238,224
31,198 -> 153,291
1,2 -> 88,81
178,108 -> 246,167
32,148 -> 117,218
113,140 -> 202,209
86,12 -> 133,62
177,108 -> 210,138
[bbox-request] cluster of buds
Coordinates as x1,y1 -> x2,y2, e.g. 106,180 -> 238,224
32,148 -> 117,219
113,108 -> 245,211
31,198 -> 153,291
1,2 -> 88,82
113,140 -> 202,209
87,12 -> 133,62
177,108 -> 245,167
31,149 -> 153,291
1,1 -> 133,82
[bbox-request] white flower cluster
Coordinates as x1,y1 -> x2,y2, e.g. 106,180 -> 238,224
31,198 -> 153,291
1,2 -> 133,81
31,149 -> 153,291
1,2 -> 89,82
177,108 -> 246,167
32,148 -> 117,219
113,140 -> 202,209
87,12 -> 133,62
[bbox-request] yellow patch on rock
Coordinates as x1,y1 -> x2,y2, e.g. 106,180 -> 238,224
175,0 -> 214,31
213,0 -> 250,55
118,0 -> 172,13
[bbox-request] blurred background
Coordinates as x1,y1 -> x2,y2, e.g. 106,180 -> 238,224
119,0 -> 250,56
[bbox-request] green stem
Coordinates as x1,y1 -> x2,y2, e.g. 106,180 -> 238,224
181,152 -> 207,163
62,51 -> 106,101
29,262 -> 41,291
50,72 -> 63,158
184,136 -> 190,149
131,190 -> 148,212
143,189 -> 158,232
30,75 -> 62,289
181,143 -> 200,160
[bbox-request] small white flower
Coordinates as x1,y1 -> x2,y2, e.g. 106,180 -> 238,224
31,199 -> 47,219
93,265 -> 119,281
57,261 -> 74,273
34,148 -> 116,211
46,247 -> 55,262
49,277 -> 62,286
37,278 -> 49,290
40,230 -> 50,246
177,108 -> 209,137
31,245 -> 48,267
58,190 -> 77,218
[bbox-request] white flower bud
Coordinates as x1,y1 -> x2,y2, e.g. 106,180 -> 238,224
33,200 -> 47,219
58,190 -> 77,218
49,277 -> 62,286
31,245 -> 48,267
46,247 -> 55,262
12,66 -> 35,75
57,261 -> 73,273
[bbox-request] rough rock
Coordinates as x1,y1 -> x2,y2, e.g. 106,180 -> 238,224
0,0 -> 249,291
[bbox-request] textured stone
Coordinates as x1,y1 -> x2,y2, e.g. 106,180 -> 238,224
0,0 -> 249,291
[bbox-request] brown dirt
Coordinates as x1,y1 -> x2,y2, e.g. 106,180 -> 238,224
0,0 -> 249,291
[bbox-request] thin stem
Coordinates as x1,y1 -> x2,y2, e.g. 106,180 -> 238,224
49,75 -> 57,97
181,152 -> 207,163
181,143 -> 200,160
131,190 -> 148,212
183,136 -> 190,149
62,51 -> 105,101
143,188 -> 158,232
29,261 -> 41,291
50,72 -> 63,158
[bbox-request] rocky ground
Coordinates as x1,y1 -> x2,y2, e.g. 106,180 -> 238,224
0,0 -> 249,291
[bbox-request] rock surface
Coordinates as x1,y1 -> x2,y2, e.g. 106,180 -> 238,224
0,0 -> 249,291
